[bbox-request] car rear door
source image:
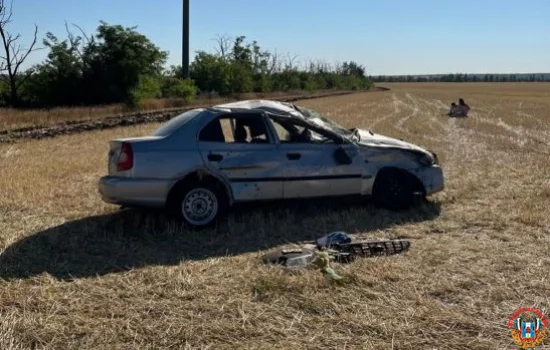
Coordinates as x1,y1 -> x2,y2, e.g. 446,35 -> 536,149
197,112 -> 284,202
266,115 -> 363,199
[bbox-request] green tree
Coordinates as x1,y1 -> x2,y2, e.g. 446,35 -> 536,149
190,51 -> 231,94
162,77 -> 197,102
83,21 -> 168,105
23,30 -> 84,106
24,21 -> 168,107
17,29 -> 374,108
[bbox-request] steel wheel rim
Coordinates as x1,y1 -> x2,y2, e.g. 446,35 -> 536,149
182,188 -> 218,226
389,178 -> 402,198
382,177 -> 400,199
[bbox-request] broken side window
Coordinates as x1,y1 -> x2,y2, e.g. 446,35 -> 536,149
199,113 -> 271,144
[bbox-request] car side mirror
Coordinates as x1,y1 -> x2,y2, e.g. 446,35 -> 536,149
334,146 -> 352,165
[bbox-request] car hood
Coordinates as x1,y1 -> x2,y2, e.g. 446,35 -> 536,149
355,129 -> 430,154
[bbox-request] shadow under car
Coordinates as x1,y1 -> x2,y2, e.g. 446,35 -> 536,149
0,198 -> 441,281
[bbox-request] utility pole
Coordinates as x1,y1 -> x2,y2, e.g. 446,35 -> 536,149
182,0 -> 190,79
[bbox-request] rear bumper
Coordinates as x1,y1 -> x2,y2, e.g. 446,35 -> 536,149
98,176 -> 172,207
416,165 -> 445,195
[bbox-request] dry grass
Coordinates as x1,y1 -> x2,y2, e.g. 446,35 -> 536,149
0,90 -> 329,131
1,83 -> 550,349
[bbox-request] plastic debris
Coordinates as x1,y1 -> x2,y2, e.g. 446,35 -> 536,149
330,238 -> 411,258
261,248 -> 315,270
311,250 -> 343,281
316,231 -> 352,249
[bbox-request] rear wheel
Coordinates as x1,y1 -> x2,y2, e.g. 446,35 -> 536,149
170,179 -> 228,229
372,169 -> 418,211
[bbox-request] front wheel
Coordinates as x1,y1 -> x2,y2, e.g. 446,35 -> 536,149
172,180 -> 228,229
372,170 -> 417,211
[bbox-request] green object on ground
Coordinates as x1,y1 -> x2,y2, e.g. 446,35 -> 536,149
311,250 -> 343,281
321,267 -> 343,281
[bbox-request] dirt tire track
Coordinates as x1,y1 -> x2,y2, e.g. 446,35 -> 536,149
393,93 -> 421,134
411,97 -> 454,144
369,93 -> 402,130
475,115 -> 548,147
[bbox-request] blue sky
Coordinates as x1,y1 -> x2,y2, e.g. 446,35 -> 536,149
11,0 -> 550,75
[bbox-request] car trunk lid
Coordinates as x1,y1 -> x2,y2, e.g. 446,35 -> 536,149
107,136 -> 164,175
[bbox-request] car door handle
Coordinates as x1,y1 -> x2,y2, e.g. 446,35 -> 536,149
286,153 -> 301,160
207,153 -> 223,162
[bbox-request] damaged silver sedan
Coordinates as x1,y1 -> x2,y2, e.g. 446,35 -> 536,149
98,99 -> 444,228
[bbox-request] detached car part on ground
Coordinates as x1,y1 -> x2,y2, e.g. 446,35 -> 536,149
99,99 -> 445,228
261,232 -> 412,271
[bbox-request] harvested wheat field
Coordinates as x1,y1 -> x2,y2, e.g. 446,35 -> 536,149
1,83 -> 549,349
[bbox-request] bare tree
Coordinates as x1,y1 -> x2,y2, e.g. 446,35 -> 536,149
306,59 -> 316,74
333,61 -> 343,74
0,0 -> 40,106
283,53 -> 299,71
267,49 -> 280,73
211,33 -> 232,59
61,21 -> 93,61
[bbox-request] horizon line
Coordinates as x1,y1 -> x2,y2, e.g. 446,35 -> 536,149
369,72 -> 550,77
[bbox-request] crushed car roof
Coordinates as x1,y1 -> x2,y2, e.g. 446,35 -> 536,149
210,99 -> 348,138
211,99 -> 303,118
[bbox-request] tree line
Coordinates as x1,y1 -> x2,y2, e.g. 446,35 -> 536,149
370,73 -> 550,83
0,1 -> 372,108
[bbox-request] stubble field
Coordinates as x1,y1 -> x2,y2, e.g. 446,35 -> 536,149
1,83 -> 549,349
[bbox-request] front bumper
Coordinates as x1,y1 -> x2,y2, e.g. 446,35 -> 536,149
98,176 -> 171,207
416,165 -> 445,195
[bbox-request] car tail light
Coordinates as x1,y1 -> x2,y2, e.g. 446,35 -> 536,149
117,142 -> 133,171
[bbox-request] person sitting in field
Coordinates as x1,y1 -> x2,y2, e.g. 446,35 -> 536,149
448,102 -> 459,117
457,98 -> 470,117
448,98 -> 471,117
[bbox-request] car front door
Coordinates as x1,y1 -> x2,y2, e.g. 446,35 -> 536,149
266,115 -> 363,199
197,112 -> 284,202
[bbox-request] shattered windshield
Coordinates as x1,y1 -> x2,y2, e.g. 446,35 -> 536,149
294,106 -> 359,141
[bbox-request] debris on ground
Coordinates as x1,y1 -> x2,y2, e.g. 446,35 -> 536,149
261,232 -> 412,280
316,231 -> 352,248
327,237 -> 411,259
261,248 -> 315,270
310,250 -> 343,281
